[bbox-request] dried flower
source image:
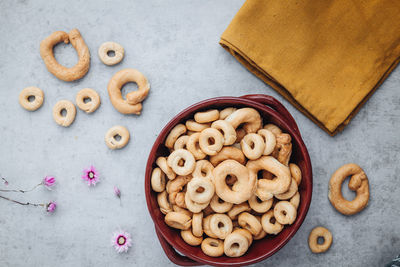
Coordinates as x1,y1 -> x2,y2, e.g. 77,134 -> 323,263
114,186 -> 121,198
43,176 -> 56,189
82,166 -> 99,186
46,202 -> 57,213
111,230 -> 132,253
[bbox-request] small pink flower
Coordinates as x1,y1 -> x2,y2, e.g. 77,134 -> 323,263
46,202 -> 57,213
82,166 -> 99,186
114,186 -> 121,198
43,176 -> 56,189
111,230 -> 132,253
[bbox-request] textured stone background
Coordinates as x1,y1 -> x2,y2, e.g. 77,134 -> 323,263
0,0 -> 399,266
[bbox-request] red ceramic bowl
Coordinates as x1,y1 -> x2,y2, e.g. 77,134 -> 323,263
145,94 -> 312,266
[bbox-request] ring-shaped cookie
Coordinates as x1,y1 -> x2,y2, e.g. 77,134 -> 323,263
238,212 -> 262,236
290,191 -> 300,209
224,232 -> 249,257
164,211 -> 191,230
52,100 -> 76,127
328,163 -> 369,215
186,133 -> 206,160
211,120 -> 237,145
166,175 -> 188,194
156,157 -> 176,180
227,203 -> 251,220
257,129 -> 276,155
174,135 -> 190,150
187,177 -> 215,204
107,68 -> 150,114
232,228 -> 253,246
248,194 -> 273,213
199,128 -> 224,156
98,42 -> 124,66
104,125 -> 130,149
184,191 -> 209,213
40,29 -> 90,82
165,124 -> 186,149
241,133 -> 265,160
186,120 -> 211,132
213,160 -> 256,204
274,201 -> 297,225
210,194 -> 233,213
201,238 -> 224,257
203,215 -> 218,238
19,87 -> 44,111
225,108 -> 262,133
261,210 -> 283,235
209,147 -> 246,167
219,107 -> 237,120
194,109 -> 220,123
157,191 -> 172,214
192,160 -> 214,181
75,88 -> 100,113
263,123 -> 282,136
192,212 -> 203,237
181,229 -> 203,246
167,149 -> 195,176
275,178 -> 298,200
308,226 -> 333,253
290,163 -> 302,186
151,168 -> 166,192
210,214 -> 233,239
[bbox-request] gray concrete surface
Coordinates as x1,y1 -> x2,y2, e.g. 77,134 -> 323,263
0,0 -> 399,266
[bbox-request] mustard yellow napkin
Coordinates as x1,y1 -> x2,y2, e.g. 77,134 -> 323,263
220,0 -> 400,136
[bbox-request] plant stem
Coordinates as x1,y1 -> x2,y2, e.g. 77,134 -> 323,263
0,183 -> 42,193
0,194 -> 45,207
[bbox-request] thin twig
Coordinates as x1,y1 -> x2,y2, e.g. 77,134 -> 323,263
0,183 -> 42,193
0,194 -> 44,207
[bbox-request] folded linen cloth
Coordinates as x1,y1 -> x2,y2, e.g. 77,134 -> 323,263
220,0 -> 400,136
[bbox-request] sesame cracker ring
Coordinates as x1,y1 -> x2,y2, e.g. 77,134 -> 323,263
210,214 -> 233,239
225,108 -> 262,133
224,232 -> 249,257
219,107 -> 237,120
248,194 -> 273,213
192,212 -> 204,237
210,194 -> 233,213
40,29 -> 90,82
308,226 -> 333,253
186,120 -> 211,132
151,167 -> 166,192
19,87 -> 44,111
167,149 -> 195,176
227,202 -> 251,220
164,212 -> 191,230
98,42 -> 124,66
211,120 -> 237,145
192,160 -> 214,181
241,133 -> 265,160
156,157 -> 176,180
107,69 -> 150,114
247,156 -> 291,195
328,163 -> 369,215
275,178 -> 298,200
75,88 -> 100,113
257,129 -> 276,155
174,135 -> 190,150
213,160 -> 256,204
201,238 -> 224,257
209,147 -> 246,167
186,133 -> 206,160
194,109 -> 220,123
181,229 -> 203,246
261,210 -> 283,235
199,128 -> 224,156
289,163 -> 302,186
104,125 -> 130,149
52,100 -> 76,127
165,124 -> 186,149
184,191 -> 209,213
187,177 -> 215,204
238,212 -> 262,236
157,191 -> 172,215
274,201 -> 297,225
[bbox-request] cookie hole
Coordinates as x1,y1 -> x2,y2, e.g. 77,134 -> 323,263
269,217 -> 276,224
121,82 -> 138,100
256,196 -> 263,203
83,97 -> 91,103
201,169 -> 208,176
281,210 -> 287,216
217,197 -> 224,204
218,222 -> 225,228
114,134 -> 122,141
178,159 -> 185,167
317,236 -> 325,245
107,50 -> 115,57
225,175 -> 238,190
28,95 -> 35,102
249,141 -> 255,149
53,42 -> 78,68
208,137 -> 215,146
210,241 -> 219,247
196,187 -> 205,193
60,108 -> 67,117
231,243 -> 240,250
257,170 -> 264,179
341,176 -> 356,201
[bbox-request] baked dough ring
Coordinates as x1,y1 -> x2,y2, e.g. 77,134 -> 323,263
107,69 -> 150,114
241,133 -> 265,160
164,212 -> 191,230
157,191 -> 172,214
186,120 -> 211,132
156,157 -> 176,180
104,125 -> 130,149
174,135 -> 190,150
98,42 -> 124,66
151,168 -> 166,192
181,229 -> 203,246
225,108 -> 262,133
275,178 -> 298,200
184,191 -> 208,213
290,163 -> 302,186
52,100 -> 76,127
257,129 -> 276,155
210,214 -> 233,239
209,147 -> 246,167
219,107 -> 237,120
263,124 -> 282,136
186,133 -> 206,160
192,160 -> 214,180
238,212 -> 262,236
201,238 -> 224,257
19,87 -> 44,111
165,124 -> 186,149
248,194 -> 273,213
232,228 -> 253,246
261,210 -> 283,235
211,120 -> 237,146
210,194 -> 233,213
40,29 -> 90,82
166,175 -> 188,194
308,226 -> 333,253
194,109 -> 219,123
290,191 -> 300,209
203,215 -> 218,238
167,149 -> 195,176
227,202 -> 251,220
274,201 -> 297,225
192,212 -> 203,237
199,128 -> 224,156
187,177 -> 215,204
328,163 -> 369,215
75,88 -> 100,113
213,160 -> 255,204
224,232 -> 249,257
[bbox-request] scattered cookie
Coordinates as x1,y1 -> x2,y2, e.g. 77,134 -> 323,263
19,87 -> 44,111
52,100 -> 76,127
308,226 -> 333,253
98,42 -> 124,66
75,88 -> 101,113
105,125 -> 130,149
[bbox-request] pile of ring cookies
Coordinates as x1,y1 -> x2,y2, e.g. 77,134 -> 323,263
18,28 -> 150,150
151,107 -> 302,258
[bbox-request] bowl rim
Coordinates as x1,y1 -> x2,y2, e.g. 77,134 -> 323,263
145,95 -> 313,266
